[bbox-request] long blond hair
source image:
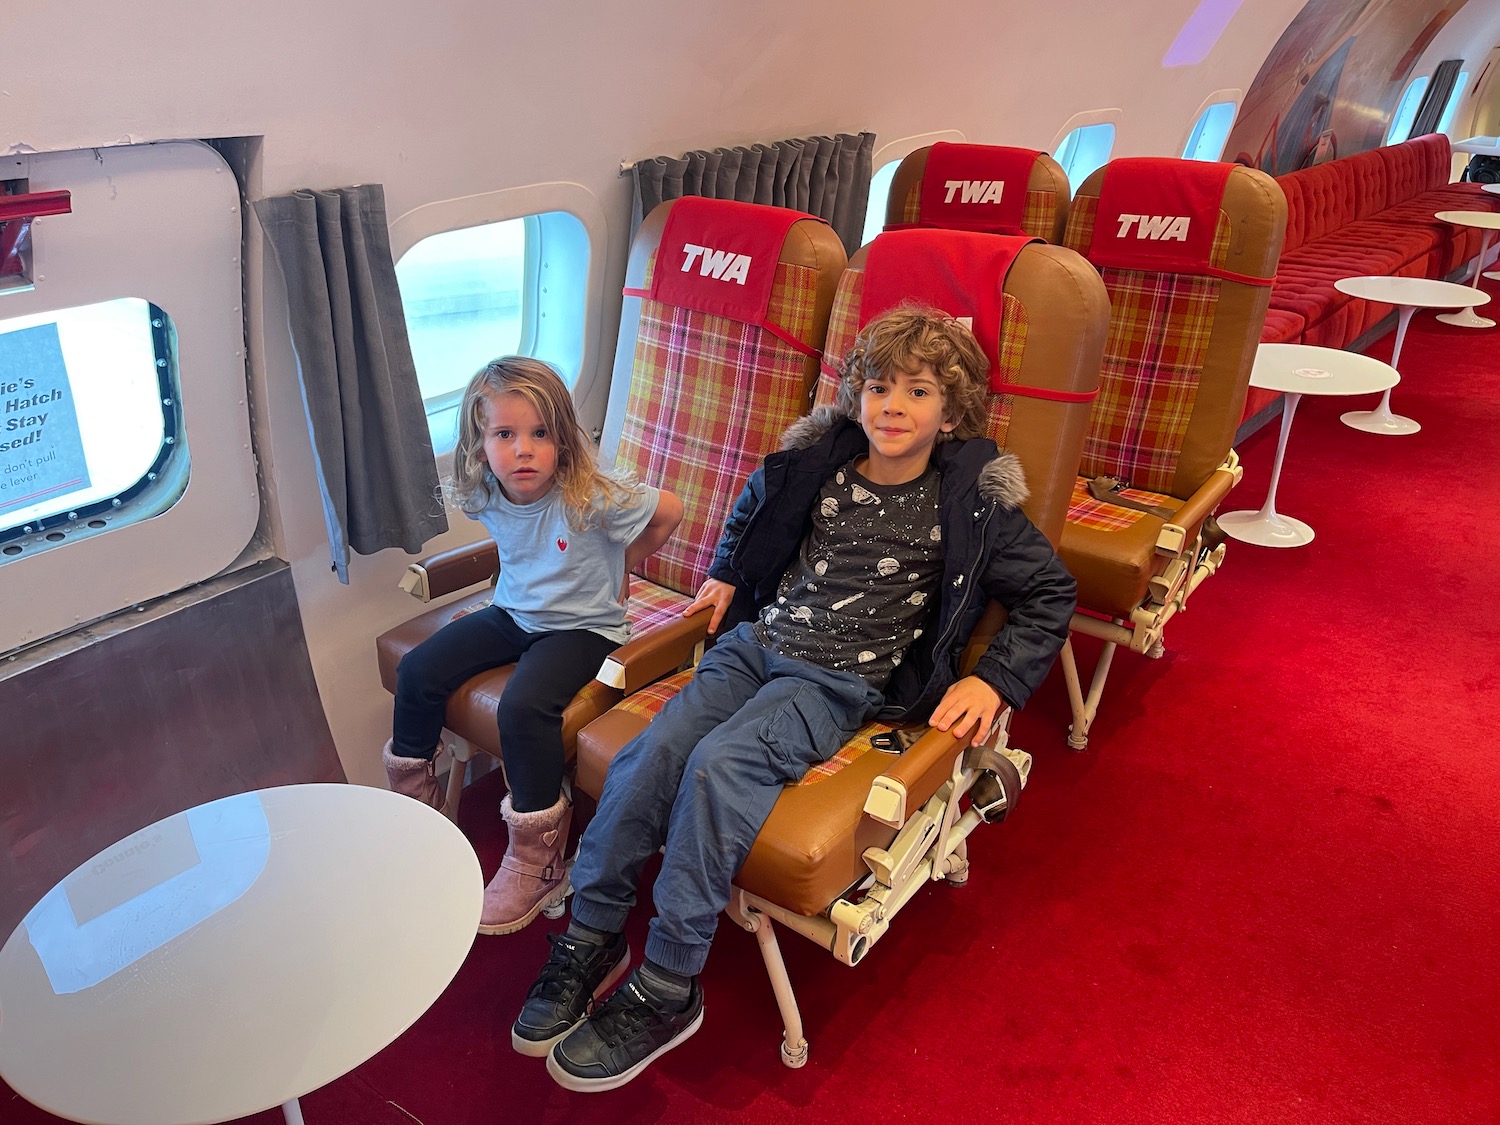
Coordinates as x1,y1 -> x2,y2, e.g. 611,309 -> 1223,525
450,357 -> 636,528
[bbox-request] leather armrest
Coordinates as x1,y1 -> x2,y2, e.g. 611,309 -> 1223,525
399,541 -> 499,602
596,608 -> 714,692
863,725 -> 970,828
1162,462 -> 1238,549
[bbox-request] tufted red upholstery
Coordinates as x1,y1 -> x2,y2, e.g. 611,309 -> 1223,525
1248,134 -> 1496,420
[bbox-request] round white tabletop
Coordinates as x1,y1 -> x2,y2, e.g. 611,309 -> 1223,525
0,784 -> 483,1125
1433,208 -> 1500,231
1483,183 -> 1500,196
1332,274 -> 1490,309
1434,211 -> 1500,320
1243,342 -> 1400,398
1219,344 -> 1400,548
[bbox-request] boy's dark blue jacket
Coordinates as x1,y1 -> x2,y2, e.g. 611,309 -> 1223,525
705,406 -> 1077,720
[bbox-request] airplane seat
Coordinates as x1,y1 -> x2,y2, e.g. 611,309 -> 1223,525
1055,157 -> 1287,750
575,227 -> 1109,1065
884,142 -> 1071,244
375,197 -> 847,818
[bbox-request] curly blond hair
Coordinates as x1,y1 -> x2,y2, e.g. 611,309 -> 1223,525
450,357 -> 637,529
833,304 -> 990,440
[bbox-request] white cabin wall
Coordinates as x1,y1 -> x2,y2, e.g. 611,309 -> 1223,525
9,0 -> 1306,786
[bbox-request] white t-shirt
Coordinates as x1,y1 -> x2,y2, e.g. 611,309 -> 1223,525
471,481 -> 660,644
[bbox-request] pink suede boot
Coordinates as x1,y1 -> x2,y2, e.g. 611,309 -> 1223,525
382,740 -> 446,815
478,793 -> 572,935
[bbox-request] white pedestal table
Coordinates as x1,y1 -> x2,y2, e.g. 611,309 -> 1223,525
1332,275 -> 1487,434
1218,344 -> 1399,547
1433,210 -> 1500,326
0,784 -> 482,1125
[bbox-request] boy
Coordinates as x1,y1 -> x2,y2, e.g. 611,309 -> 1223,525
512,306 -> 1077,1091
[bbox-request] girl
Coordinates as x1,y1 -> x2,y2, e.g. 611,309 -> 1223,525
386,357 -> 682,935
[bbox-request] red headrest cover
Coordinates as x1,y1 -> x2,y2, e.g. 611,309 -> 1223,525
860,229 -> 1038,386
907,142 -> 1041,235
647,197 -> 821,323
1087,157 -> 1240,277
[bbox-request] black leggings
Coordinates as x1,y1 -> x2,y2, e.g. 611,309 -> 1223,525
391,605 -> 619,812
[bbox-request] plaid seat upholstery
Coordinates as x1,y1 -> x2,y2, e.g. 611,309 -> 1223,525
1068,193 -> 1230,496
1065,476 -> 1176,533
623,580 -> 695,633
616,254 -> 825,599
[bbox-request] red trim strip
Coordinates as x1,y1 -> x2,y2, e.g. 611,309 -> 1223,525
0,190 -> 72,223
1099,265 -> 1271,287
989,382 -> 1099,403
760,319 -> 819,358
1206,266 -> 1273,287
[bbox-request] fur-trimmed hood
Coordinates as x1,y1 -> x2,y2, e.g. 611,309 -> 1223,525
779,404 -> 1029,510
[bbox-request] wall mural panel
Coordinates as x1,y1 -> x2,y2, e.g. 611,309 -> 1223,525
1227,0 -> 1470,174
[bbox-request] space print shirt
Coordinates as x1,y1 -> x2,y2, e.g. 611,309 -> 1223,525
755,460 -> 942,689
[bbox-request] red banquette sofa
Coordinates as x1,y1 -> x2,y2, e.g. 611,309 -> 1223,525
1246,133 -> 1496,419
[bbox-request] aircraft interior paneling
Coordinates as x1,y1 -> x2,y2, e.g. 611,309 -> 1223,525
3,0 -> 1499,1118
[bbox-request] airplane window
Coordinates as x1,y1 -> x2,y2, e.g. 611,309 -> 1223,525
397,218 -> 526,452
861,160 -> 901,248
1055,124 -> 1117,187
1182,101 -> 1237,161
1386,77 -> 1430,145
395,209 -> 589,453
1,297 -> 183,557
1438,72 -> 1470,136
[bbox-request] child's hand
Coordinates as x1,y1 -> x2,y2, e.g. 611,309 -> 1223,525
930,676 -> 1005,742
685,579 -> 737,634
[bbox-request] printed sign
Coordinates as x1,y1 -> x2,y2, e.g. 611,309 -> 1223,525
0,322 -> 92,521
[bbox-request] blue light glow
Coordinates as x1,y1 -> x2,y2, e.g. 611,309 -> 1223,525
1163,0 -> 1245,68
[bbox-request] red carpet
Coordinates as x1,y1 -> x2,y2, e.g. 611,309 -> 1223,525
6,293 -> 1499,1124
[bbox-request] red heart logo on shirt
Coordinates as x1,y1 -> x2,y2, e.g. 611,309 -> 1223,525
557,539 -> 568,552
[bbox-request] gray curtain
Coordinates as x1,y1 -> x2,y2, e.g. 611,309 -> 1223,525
253,184 -> 447,584
1409,59 -> 1464,140
629,132 -> 876,253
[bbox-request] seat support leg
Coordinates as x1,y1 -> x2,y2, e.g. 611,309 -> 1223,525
442,735 -> 474,823
730,891 -> 809,1068
1061,636 -> 1117,750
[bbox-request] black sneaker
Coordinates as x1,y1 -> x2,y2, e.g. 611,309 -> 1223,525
545,967 -> 704,1092
511,931 -> 631,1057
